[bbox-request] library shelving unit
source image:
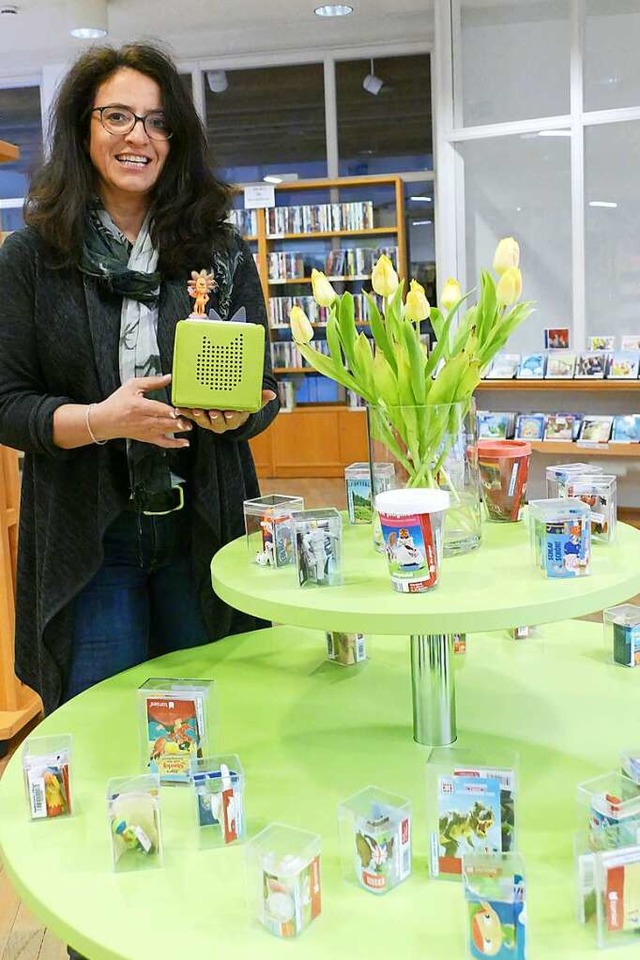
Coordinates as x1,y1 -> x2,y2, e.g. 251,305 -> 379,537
0,140 -> 43,751
239,175 -> 407,478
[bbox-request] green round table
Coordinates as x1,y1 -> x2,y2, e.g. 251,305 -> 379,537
212,520 -> 640,744
0,619 -> 636,959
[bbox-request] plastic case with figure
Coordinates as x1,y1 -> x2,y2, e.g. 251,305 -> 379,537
528,498 -> 591,578
107,774 -> 162,872
190,754 -> 245,848
137,678 -> 214,784
462,852 -> 526,960
326,631 -> 367,665
561,474 -> 617,544
22,734 -> 73,821
577,772 -> 640,833
426,747 -> 518,882
292,508 -> 342,587
345,461 -> 395,524
243,494 -> 304,568
246,823 -> 321,938
575,823 -> 640,947
545,462 -> 601,498
338,785 -> 411,894
604,605 -> 640,667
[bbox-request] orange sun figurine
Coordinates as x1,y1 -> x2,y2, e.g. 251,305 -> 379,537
187,269 -> 216,316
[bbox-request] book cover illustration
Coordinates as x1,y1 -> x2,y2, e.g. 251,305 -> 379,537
485,354 -> 520,380
544,327 -> 569,349
516,354 -> 545,379
575,352 -> 607,378
544,413 -> 579,442
578,416 -> 613,444
146,696 -> 203,782
434,767 -> 515,877
620,336 -> 640,352
465,875 -> 526,960
589,335 -> 615,351
477,411 -> 515,440
545,351 -> 576,378
514,414 -> 545,441
541,517 -> 590,578
261,856 -> 322,937
612,416 -> 640,443
608,351 -> 640,379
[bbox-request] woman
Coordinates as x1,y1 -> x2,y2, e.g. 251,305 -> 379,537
0,42 -> 279,716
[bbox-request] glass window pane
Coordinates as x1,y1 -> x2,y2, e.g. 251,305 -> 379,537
455,1 -> 570,126
405,180 -> 436,306
584,1 -> 640,112
336,54 -> 432,177
204,64 -> 326,184
0,86 -> 43,202
585,120 -> 640,344
456,132 -> 572,354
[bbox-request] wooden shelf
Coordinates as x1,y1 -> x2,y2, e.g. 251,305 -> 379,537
0,139 -> 19,163
267,227 -> 398,240
530,441 -> 639,456
477,379 -> 640,392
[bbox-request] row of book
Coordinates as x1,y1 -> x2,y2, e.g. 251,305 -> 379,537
271,340 -> 331,368
228,208 -> 258,236
486,351 -> 640,380
267,246 -> 398,282
268,293 -> 374,327
478,410 -> 640,444
266,201 -> 375,236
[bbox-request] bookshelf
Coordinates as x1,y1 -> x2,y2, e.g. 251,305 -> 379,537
234,175 -> 407,477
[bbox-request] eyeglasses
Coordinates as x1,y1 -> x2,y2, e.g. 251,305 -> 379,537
91,105 -> 173,141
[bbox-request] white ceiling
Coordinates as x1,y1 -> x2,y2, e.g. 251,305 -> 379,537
0,0 -> 434,77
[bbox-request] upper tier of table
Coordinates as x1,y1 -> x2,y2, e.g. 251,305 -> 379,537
212,519 -> 640,635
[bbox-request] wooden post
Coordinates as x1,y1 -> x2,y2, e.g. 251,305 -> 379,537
0,446 -> 42,745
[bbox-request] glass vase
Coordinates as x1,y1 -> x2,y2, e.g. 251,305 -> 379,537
366,400 -> 481,557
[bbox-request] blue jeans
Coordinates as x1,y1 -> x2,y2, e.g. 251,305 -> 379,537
62,503 -> 209,703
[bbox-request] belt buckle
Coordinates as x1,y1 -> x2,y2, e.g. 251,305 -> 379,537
142,485 -> 185,517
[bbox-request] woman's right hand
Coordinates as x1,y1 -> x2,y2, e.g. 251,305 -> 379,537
89,374 -> 192,449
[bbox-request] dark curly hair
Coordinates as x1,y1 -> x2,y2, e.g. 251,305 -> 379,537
24,42 -> 232,275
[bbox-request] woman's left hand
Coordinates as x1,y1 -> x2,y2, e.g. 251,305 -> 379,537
176,389 -> 277,435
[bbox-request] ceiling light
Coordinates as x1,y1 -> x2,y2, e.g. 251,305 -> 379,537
363,58 -> 383,96
206,70 -> 228,94
67,0 -> 108,37
538,129 -> 571,137
263,173 -> 299,184
314,4 -> 353,16
589,200 -> 618,208
412,220 -> 432,226
410,196 -> 432,202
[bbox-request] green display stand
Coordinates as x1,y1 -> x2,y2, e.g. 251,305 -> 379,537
0,620 -> 635,959
212,519 -> 640,744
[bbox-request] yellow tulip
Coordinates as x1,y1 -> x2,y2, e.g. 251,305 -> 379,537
496,266 -> 522,306
311,269 -> 337,308
493,237 -> 520,275
371,255 -> 399,297
289,305 -> 314,344
404,279 -> 430,322
440,277 -> 461,312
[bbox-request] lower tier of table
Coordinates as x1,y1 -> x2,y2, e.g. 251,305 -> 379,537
0,620 -> 631,959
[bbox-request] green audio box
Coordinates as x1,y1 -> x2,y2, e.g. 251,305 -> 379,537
171,318 -> 265,412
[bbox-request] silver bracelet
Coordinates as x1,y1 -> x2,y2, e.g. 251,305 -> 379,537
86,403 -> 107,445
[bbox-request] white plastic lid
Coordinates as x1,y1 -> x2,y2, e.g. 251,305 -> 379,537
375,487 -> 450,516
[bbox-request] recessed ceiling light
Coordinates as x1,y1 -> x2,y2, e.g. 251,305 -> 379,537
263,175 -> 283,184
412,220 -> 432,226
314,4 -> 354,17
410,196 -> 432,202
589,200 -> 618,208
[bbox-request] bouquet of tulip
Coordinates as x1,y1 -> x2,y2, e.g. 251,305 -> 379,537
289,239 -> 534,496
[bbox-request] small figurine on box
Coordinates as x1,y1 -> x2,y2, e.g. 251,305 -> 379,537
187,268 -> 216,316
297,519 -> 340,585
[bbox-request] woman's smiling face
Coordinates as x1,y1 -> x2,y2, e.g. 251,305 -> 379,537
89,67 -> 170,212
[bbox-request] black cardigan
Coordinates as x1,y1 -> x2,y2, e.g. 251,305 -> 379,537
0,226 -> 279,714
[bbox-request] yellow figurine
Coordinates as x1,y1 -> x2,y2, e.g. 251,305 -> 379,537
187,269 -> 216,316
43,771 -> 67,817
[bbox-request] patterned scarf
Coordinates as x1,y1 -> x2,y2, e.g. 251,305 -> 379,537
81,204 -> 173,499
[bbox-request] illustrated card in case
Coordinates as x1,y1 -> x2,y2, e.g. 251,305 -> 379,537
543,413 -> 579,442
485,354 -> 520,379
544,327 -> 570,349
608,351 -> 640,380
575,352 -> 607,379
620,335 -> 640,351
516,353 -> 545,378
578,415 -> 613,444
514,413 -> 545,440
612,415 -> 640,443
476,411 -> 515,440
589,335 -> 615,351
545,350 -> 576,378
172,312 -> 265,411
